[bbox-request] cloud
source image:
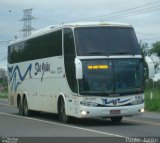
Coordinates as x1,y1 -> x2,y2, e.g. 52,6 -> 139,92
0,0 -> 160,62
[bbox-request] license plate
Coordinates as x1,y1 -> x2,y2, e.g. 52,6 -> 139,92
110,110 -> 120,114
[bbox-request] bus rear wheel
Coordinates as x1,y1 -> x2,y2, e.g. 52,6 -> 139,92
110,116 -> 123,123
23,97 -> 30,116
18,100 -> 23,116
58,98 -> 69,123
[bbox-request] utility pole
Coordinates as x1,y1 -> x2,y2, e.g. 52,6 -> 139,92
20,9 -> 35,37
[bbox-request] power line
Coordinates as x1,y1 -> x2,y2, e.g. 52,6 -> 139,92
105,5 -> 160,21
106,1 -> 160,17
74,0 -> 160,22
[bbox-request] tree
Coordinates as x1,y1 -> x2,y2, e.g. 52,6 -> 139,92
150,41 -> 160,73
139,41 -> 150,80
139,41 -> 150,57
150,41 -> 160,57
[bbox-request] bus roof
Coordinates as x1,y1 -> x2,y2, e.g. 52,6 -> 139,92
64,21 -> 130,27
9,21 -> 131,45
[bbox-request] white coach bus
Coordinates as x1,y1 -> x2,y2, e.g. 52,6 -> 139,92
8,22 -> 150,123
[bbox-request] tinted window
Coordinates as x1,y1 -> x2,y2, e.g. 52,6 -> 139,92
64,28 -> 77,93
79,59 -> 144,96
8,30 -> 62,63
75,27 -> 140,56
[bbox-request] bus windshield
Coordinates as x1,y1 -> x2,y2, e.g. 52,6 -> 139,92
79,59 -> 144,96
75,27 -> 140,56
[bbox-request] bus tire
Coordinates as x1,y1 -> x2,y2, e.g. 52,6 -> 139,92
18,100 -> 24,116
58,98 -> 69,123
110,116 -> 123,123
23,97 -> 30,116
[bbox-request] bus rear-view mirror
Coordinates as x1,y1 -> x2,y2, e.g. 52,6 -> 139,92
145,57 -> 155,79
74,58 -> 83,79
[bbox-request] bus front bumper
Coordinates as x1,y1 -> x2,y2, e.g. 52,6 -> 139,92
79,104 -> 144,118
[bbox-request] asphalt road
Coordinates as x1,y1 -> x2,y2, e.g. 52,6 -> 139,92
0,99 -> 160,143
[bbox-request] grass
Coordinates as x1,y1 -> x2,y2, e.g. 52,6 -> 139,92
0,78 -> 8,98
145,88 -> 160,112
0,90 -> 8,98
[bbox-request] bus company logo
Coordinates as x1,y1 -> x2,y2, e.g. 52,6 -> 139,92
102,98 -> 131,105
8,64 -> 32,92
35,62 -> 50,82
112,100 -> 118,105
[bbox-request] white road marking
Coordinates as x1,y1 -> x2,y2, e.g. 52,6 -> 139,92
0,111 -> 125,138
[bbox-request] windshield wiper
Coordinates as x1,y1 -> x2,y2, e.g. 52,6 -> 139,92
89,52 -> 104,55
81,52 -> 109,56
110,51 -> 135,56
80,91 -> 110,96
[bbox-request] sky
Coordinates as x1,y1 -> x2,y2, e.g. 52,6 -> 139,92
0,0 -> 160,70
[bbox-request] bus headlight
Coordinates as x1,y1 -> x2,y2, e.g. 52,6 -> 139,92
80,101 -> 98,107
139,108 -> 144,113
81,110 -> 87,115
141,108 -> 144,112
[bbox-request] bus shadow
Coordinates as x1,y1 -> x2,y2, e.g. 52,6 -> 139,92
17,111 -> 139,127
70,118 -> 139,127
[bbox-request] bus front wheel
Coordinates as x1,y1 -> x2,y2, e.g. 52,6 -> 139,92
110,116 -> 123,123
58,98 -> 69,123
